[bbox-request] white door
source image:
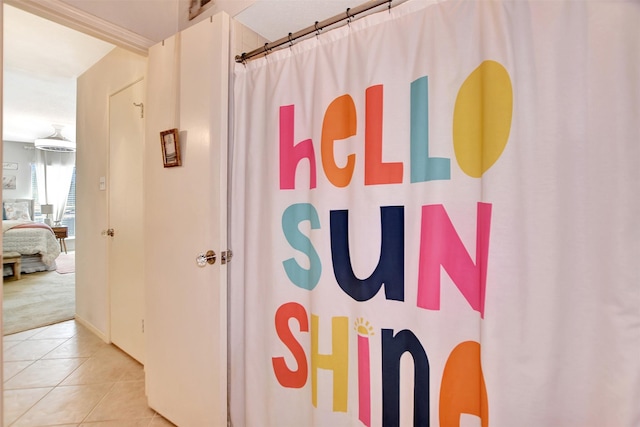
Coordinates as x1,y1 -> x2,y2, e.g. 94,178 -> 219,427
144,13 -> 229,427
108,79 -> 145,363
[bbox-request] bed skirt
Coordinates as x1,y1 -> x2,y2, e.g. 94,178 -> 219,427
3,254 -> 56,276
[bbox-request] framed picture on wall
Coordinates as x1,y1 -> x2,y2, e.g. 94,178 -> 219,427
188,0 -> 214,20
160,128 -> 182,168
3,175 -> 17,190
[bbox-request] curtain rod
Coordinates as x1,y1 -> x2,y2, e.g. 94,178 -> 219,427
235,0 -> 393,63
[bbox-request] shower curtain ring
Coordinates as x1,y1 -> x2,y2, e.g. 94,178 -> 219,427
288,32 -> 293,48
346,8 -> 352,25
315,21 -> 321,38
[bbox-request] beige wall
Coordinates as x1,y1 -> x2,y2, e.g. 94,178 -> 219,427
72,15 -> 268,345
73,16 -> 265,346
75,47 -> 146,338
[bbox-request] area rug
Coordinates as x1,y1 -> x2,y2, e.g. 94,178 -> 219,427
3,270 -> 75,335
56,252 -> 75,274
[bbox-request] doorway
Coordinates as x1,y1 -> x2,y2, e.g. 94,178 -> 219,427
2,0 -> 152,345
1,4 -> 111,334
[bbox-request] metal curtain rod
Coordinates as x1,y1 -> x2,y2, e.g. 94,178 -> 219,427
235,0 -> 393,63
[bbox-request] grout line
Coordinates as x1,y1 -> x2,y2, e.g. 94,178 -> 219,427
4,321 -> 78,426
6,386 -> 56,427
3,360 -> 37,383
78,380 -> 119,425
4,319 -> 169,426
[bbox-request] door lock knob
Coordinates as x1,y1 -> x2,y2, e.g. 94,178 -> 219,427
196,250 -> 216,266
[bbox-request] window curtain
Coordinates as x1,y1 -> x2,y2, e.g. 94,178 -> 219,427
34,149 -> 75,224
230,1 -> 640,426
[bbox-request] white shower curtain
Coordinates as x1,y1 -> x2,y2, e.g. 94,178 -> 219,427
230,1 -> 640,426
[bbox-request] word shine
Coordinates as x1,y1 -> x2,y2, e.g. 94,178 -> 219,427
273,304 -> 489,427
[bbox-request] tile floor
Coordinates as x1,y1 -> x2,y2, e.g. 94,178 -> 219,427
3,320 -> 175,426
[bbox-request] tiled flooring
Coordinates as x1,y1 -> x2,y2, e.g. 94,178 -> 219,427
3,320 -> 175,426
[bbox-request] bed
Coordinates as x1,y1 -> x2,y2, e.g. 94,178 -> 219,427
3,199 -> 61,276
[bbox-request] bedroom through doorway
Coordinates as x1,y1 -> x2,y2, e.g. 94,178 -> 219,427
2,3 -> 112,334
2,146 -> 77,334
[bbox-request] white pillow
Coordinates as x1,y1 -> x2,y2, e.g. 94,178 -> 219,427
4,201 -> 31,221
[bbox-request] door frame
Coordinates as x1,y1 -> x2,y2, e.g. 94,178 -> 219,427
5,0 -> 153,56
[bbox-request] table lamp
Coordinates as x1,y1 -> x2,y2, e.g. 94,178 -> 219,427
40,204 -> 53,226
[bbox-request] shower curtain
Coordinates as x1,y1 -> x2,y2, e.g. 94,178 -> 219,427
230,1 -> 640,426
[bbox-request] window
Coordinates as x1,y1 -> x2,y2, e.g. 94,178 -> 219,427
31,164 -> 76,237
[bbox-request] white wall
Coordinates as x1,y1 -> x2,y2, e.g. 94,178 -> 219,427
75,47 -> 146,338
69,2 -> 269,345
2,141 -> 34,200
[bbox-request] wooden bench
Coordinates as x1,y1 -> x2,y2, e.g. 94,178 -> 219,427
3,252 -> 21,280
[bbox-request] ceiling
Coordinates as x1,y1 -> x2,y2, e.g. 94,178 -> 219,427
2,0 -> 388,144
3,4 -> 115,143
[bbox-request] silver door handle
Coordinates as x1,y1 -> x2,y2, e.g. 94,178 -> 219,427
196,250 -> 216,266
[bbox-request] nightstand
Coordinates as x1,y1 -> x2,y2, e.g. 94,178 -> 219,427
52,226 -> 68,254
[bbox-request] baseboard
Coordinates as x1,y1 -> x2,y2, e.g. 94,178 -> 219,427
74,315 -> 109,343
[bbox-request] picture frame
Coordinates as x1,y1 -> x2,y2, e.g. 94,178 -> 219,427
160,128 -> 182,168
3,175 -> 17,190
188,0 -> 214,20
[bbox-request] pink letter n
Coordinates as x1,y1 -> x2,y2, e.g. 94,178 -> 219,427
417,203 -> 491,317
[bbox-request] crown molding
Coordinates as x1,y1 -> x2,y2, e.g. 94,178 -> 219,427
6,0 -> 155,56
